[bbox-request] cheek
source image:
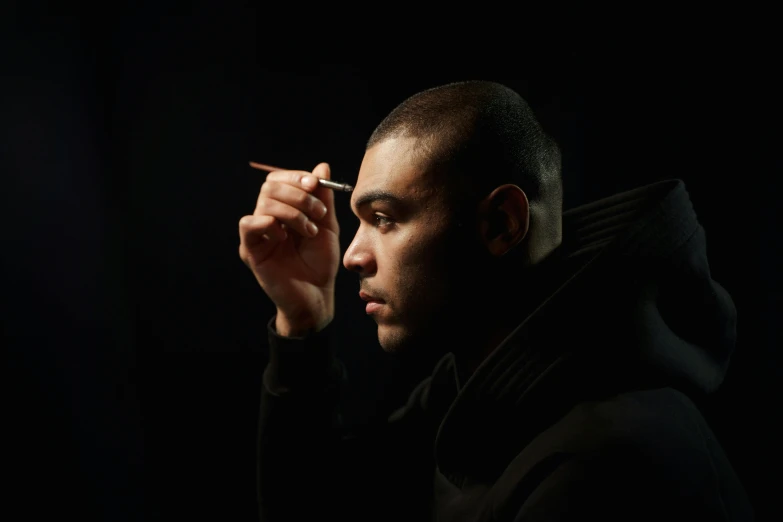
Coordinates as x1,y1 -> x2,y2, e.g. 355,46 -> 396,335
395,228 -> 443,269
393,230 -> 457,291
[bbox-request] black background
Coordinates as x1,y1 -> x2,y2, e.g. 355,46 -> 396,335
3,6 -> 780,521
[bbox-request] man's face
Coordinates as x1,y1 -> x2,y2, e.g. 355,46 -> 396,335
343,136 -> 478,354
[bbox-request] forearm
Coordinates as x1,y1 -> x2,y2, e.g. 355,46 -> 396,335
257,316 -> 344,521
256,316 -> 437,521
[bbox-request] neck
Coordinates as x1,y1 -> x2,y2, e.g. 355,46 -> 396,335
452,247 -> 565,386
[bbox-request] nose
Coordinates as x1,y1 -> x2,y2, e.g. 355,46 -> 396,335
343,229 -> 377,275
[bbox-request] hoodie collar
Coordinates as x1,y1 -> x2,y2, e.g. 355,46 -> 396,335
432,178 -> 737,485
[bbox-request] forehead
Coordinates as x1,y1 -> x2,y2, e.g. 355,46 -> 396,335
352,136 -> 437,207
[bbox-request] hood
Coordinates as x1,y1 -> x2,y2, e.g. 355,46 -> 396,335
433,178 -> 738,484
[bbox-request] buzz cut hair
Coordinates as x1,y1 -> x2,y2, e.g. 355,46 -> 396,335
367,80 -> 563,216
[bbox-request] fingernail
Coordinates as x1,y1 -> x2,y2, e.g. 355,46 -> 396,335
316,203 -> 327,218
302,175 -> 317,189
306,222 -> 319,236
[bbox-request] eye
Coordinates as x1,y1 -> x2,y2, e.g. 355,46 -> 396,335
373,214 -> 395,229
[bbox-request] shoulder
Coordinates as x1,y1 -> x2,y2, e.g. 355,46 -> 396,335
491,388 -> 754,521
553,387 -> 731,485
564,387 -> 710,451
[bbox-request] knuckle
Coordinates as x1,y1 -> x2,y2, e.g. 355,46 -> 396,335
261,180 -> 278,197
238,245 -> 251,265
309,195 -> 322,214
293,209 -> 308,226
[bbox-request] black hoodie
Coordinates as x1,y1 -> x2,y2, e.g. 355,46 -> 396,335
256,179 -> 754,521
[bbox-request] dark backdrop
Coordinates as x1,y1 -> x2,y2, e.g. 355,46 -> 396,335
3,6 -> 780,521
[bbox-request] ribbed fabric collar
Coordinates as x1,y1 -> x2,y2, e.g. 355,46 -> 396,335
433,178 -> 697,485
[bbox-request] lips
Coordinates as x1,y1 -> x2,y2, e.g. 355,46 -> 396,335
359,290 -> 382,302
359,290 -> 385,315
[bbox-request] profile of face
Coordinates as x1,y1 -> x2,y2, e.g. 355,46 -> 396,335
343,136 -> 485,354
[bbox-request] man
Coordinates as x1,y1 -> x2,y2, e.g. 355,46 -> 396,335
238,81 -> 754,521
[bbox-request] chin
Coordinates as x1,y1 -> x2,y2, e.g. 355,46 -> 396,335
377,325 -> 452,380
377,329 -> 407,354
377,321 -> 445,358
376,323 -> 419,354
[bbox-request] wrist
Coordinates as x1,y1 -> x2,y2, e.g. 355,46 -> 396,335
275,311 -> 332,337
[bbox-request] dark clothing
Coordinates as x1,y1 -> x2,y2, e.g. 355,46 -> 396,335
256,179 -> 754,521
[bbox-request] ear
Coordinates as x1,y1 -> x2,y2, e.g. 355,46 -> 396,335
478,184 -> 530,257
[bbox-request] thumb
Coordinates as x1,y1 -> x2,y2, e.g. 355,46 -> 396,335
310,162 -> 339,231
312,162 -> 331,181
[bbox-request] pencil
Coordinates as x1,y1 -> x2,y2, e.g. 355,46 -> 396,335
248,161 -> 354,192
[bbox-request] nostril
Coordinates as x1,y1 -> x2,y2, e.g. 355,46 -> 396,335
347,260 -> 365,273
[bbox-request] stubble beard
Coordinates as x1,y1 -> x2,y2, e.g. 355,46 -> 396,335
376,271 -> 457,362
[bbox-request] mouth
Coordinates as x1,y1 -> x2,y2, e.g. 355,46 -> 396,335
359,290 -> 385,315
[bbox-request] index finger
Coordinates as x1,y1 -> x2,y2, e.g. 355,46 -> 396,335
263,169 -> 320,191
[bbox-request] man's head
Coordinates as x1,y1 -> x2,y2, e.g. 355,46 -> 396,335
343,81 -> 563,355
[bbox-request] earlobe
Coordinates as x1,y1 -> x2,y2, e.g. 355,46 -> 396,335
479,184 -> 530,257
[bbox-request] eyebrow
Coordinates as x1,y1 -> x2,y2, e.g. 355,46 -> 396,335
352,190 -> 406,212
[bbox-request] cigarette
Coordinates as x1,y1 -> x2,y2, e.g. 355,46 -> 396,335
248,161 -> 354,192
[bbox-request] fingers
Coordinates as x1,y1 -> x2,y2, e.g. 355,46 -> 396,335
255,163 -> 338,236
238,214 -> 286,266
262,169 -> 322,189
311,162 -> 331,180
259,180 -> 328,225
254,197 -> 321,238
308,163 -> 339,232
